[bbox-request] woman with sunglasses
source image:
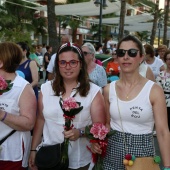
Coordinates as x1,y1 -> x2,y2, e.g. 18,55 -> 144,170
94,35 -> 170,170
82,42 -> 107,88
29,43 -> 106,170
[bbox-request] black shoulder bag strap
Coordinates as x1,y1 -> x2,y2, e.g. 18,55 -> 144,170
0,130 -> 16,145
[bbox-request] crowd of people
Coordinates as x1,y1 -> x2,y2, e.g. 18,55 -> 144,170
0,34 -> 170,170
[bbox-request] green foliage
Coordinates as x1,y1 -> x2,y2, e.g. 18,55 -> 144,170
0,1 -> 46,43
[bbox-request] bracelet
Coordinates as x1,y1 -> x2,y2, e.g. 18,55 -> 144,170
1,112 -> 7,122
30,149 -> 37,152
164,166 -> 170,170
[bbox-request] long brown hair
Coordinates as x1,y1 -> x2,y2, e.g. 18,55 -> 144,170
52,43 -> 90,97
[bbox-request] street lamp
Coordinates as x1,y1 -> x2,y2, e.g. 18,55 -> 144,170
94,0 -> 108,44
158,20 -> 162,46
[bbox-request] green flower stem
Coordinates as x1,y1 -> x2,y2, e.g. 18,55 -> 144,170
94,154 -> 103,170
61,138 -> 69,163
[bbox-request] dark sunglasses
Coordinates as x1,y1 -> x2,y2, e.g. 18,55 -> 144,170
83,51 -> 92,56
116,49 -> 139,57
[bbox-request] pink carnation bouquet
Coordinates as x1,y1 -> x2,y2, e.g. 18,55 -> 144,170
0,76 -> 13,95
59,97 -> 83,165
85,123 -> 115,170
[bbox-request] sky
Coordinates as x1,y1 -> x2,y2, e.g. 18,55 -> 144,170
159,1 -> 165,9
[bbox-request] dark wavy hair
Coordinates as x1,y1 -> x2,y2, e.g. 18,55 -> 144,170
117,35 -> 145,56
52,43 -> 90,97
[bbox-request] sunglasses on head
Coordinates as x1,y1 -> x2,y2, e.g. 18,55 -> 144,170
116,49 -> 139,57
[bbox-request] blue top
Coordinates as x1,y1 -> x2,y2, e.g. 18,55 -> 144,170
17,59 -> 38,100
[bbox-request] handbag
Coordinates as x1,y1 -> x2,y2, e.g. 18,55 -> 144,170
125,157 -> 160,170
116,86 -> 160,170
35,143 -> 69,170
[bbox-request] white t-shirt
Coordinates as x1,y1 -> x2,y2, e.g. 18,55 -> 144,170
47,53 -> 56,73
139,62 -> 148,78
144,57 -> 164,78
39,81 -> 101,169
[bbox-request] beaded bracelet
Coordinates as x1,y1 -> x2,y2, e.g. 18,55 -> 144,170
1,112 -> 7,122
164,167 -> 170,170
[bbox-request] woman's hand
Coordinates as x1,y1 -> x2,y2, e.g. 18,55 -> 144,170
91,143 -> 102,154
29,151 -> 38,170
63,128 -> 80,141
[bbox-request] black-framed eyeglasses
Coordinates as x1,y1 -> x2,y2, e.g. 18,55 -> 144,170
83,51 -> 92,56
116,49 -> 139,57
58,60 -> 80,68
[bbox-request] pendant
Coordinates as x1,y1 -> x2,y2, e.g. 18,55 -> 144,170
126,96 -> 129,99
123,154 -> 136,166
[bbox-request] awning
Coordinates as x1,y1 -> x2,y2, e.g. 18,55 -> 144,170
36,0 -> 134,16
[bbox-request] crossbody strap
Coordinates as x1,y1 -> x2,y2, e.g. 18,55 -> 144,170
0,130 -> 16,145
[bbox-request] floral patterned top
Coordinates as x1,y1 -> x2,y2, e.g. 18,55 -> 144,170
156,70 -> 170,107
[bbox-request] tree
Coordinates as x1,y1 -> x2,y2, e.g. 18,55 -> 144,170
0,0 -> 47,44
118,0 -> 126,41
47,0 -> 59,53
163,0 -> 170,45
150,0 -> 160,46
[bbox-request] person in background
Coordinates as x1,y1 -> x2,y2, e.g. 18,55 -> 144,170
17,42 -> 39,100
43,45 -> 52,81
41,43 -> 47,57
29,45 -> 43,81
0,42 -> 36,170
157,44 -> 168,68
82,42 -> 107,88
29,42 -> 106,170
47,35 -> 70,80
106,51 -> 119,76
144,44 -> 165,79
156,50 -> 170,130
157,45 -> 168,60
99,35 -> 170,170
95,43 -> 103,54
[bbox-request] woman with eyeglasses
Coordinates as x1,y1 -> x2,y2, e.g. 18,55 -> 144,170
81,42 -> 107,88
92,35 -> 170,170
156,50 -> 170,131
29,43 -> 106,170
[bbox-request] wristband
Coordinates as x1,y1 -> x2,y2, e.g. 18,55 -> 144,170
30,149 -> 37,152
1,112 -> 7,122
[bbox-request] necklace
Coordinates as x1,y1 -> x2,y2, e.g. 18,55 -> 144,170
125,82 -> 140,100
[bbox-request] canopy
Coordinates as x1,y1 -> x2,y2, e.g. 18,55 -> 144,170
36,0 -> 134,16
92,13 -> 154,24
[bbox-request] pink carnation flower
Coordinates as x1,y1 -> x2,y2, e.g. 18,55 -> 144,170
62,97 -> 79,111
0,76 -> 8,90
90,123 -> 109,140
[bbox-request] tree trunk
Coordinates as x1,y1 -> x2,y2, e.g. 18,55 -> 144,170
150,0 -> 159,46
163,0 -> 170,45
118,0 -> 126,41
47,0 -> 59,53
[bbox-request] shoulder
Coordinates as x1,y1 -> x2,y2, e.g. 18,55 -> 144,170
150,82 -> 164,97
95,64 -> 105,72
13,75 -> 29,87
